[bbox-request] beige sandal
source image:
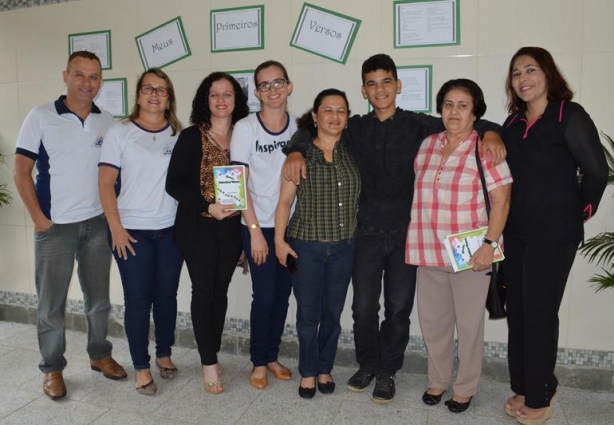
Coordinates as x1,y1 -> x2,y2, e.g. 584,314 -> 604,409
515,393 -> 557,425
505,394 -> 525,417
204,381 -> 224,394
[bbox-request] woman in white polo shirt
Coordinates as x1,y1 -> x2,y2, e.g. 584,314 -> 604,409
98,68 -> 183,395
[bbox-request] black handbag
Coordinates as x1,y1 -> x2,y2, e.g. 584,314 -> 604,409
475,141 -> 507,320
486,262 -> 507,319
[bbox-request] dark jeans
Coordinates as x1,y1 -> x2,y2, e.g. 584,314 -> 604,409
242,226 -> 292,366
504,238 -> 578,409
352,231 -> 417,375
35,214 -> 113,373
289,238 -> 354,377
111,226 -> 183,371
179,216 -> 242,365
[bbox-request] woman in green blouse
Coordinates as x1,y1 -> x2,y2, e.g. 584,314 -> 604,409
275,88 -> 361,399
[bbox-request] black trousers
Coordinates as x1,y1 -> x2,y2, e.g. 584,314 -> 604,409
504,238 -> 578,409
176,215 -> 242,366
351,232 -> 417,375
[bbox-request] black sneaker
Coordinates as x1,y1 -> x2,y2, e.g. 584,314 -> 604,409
346,369 -> 375,392
372,375 -> 395,404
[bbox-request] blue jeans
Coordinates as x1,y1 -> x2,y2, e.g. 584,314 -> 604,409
34,214 -> 113,373
289,238 -> 354,378
241,226 -> 292,366
111,227 -> 183,371
352,231 -> 417,375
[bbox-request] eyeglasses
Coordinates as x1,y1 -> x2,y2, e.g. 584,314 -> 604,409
256,78 -> 288,92
140,85 -> 169,97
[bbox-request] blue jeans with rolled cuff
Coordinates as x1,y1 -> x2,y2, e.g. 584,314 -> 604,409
111,226 -> 183,371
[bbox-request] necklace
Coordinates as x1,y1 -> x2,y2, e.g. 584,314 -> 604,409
134,118 -> 166,141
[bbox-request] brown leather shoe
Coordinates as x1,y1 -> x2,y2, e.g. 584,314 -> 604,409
90,357 -> 128,380
43,371 -> 67,399
267,363 -> 292,380
250,368 -> 268,389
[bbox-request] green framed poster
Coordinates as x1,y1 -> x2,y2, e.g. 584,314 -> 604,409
228,69 -> 260,113
68,30 -> 112,70
96,78 -> 128,118
290,3 -> 361,64
393,0 -> 460,48
211,5 -> 264,53
367,65 -> 432,113
135,16 -> 192,70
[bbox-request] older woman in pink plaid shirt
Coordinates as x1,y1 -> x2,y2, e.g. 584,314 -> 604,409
406,79 -> 513,413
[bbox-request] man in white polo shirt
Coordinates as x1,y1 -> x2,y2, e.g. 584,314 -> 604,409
13,51 -> 127,400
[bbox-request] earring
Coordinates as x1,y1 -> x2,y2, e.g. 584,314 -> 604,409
314,122 -> 317,128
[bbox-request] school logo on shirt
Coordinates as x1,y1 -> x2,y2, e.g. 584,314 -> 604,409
91,133 -> 104,148
161,145 -> 174,156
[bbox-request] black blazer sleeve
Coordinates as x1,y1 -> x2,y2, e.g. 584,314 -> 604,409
166,126 -> 211,215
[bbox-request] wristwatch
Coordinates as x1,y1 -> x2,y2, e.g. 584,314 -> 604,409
483,237 -> 499,249
249,223 -> 259,230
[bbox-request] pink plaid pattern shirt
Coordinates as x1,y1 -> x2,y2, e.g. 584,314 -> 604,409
406,130 -> 513,267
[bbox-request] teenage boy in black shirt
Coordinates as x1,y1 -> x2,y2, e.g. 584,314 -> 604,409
283,54 -> 505,403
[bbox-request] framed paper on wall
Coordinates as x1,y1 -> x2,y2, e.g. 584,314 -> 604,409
135,16 -> 192,69
290,3 -> 361,64
211,5 -> 264,53
228,70 -> 260,113
367,65 -> 432,113
96,78 -> 128,118
396,65 -> 432,112
68,30 -> 112,70
393,0 -> 460,48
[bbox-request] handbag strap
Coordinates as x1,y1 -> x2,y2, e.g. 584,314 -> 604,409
474,140 -> 491,218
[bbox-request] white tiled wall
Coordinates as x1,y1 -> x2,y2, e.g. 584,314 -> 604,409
1,0 -> 613,351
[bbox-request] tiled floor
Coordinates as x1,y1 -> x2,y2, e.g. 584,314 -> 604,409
0,321 -> 612,425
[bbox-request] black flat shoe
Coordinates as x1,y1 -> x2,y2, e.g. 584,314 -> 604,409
445,396 -> 473,413
317,380 -> 335,394
422,390 -> 446,406
299,385 -> 316,399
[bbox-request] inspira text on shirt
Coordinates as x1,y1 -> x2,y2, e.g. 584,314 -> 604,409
255,138 -> 288,154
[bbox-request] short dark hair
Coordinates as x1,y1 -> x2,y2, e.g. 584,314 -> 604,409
505,46 -> 573,114
66,51 -> 101,72
254,60 -> 290,85
296,88 -> 350,137
436,78 -> 487,119
189,72 -> 249,128
361,54 -> 398,84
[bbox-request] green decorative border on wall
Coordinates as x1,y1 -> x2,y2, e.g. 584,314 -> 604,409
210,5 -> 265,53
393,0 -> 461,49
68,29 -> 112,70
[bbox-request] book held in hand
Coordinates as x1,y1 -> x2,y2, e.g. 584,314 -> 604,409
213,165 -> 247,210
444,227 -> 504,272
